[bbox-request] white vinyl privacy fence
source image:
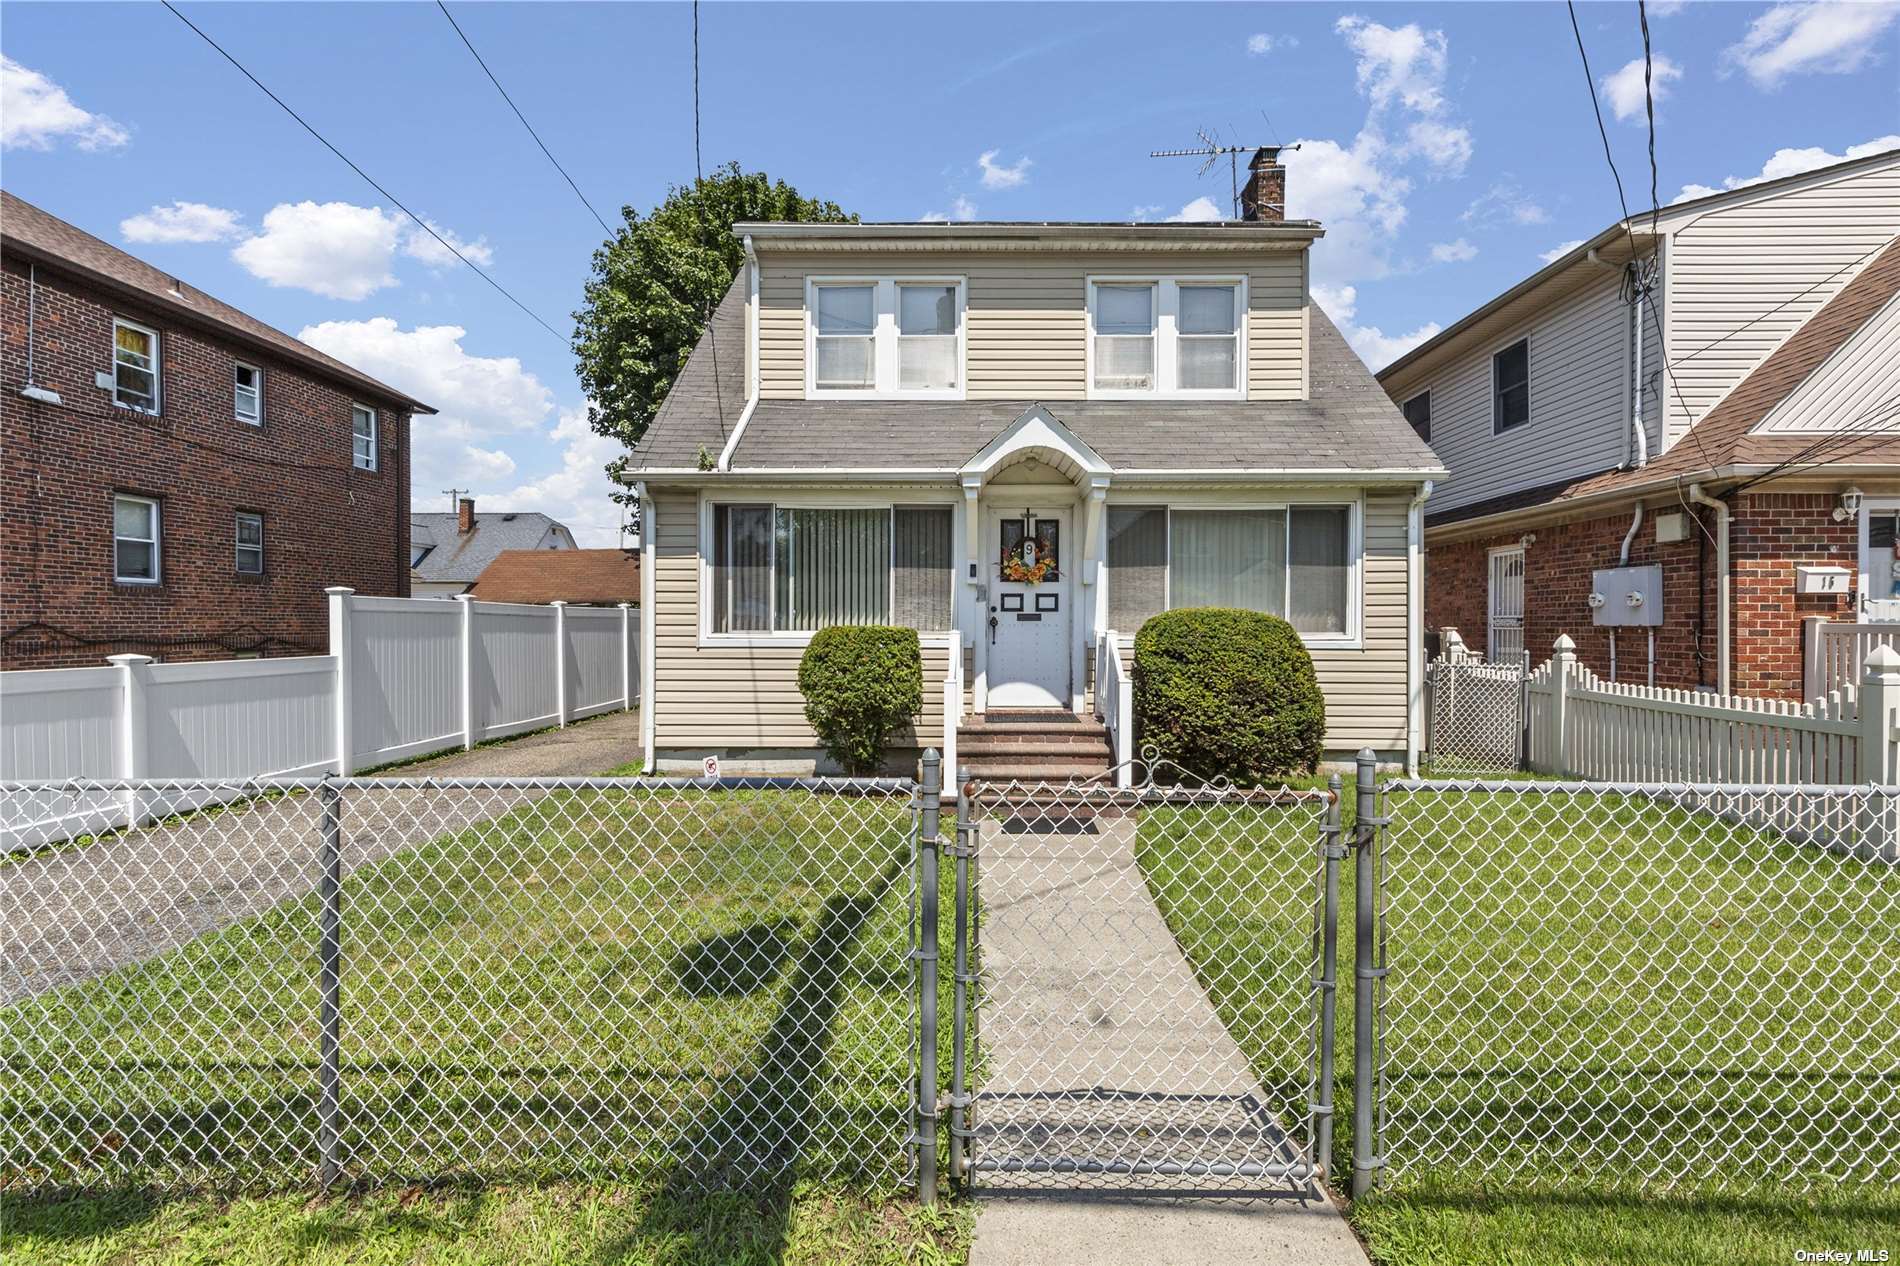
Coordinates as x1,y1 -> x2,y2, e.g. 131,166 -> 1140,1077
1,589 -> 639,849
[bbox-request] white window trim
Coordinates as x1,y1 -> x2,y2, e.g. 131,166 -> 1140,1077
234,362 -> 263,425
351,402 -> 378,471
1101,493 -> 1362,649
1087,275 -> 1248,401
804,276 -> 967,400
111,317 -> 161,415
697,490 -> 963,646
1491,335 -> 1532,434
235,511 -> 265,575
113,493 -> 161,585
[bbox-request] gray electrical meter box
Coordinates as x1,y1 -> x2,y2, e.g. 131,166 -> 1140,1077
1590,564 -> 1664,627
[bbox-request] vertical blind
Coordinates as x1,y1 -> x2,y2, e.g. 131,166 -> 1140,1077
1108,506 -> 1353,635
1106,507 -> 1167,631
712,504 -> 953,633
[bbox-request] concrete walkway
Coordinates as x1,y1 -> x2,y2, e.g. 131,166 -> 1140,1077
967,814 -> 1367,1266
0,710 -> 642,1001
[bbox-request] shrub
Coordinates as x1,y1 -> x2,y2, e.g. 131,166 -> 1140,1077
1132,607 -> 1326,784
798,626 -> 924,775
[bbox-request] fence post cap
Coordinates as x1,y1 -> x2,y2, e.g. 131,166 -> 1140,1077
104,653 -> 155,667
1865,644 -> 1900,677
323,585 -> 355,596
1553,634 -> 1577,654
550,599 -> 567,606
617,601 -> 632,609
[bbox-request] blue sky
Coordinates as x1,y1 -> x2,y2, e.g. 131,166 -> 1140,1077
4,1 -> 1896,544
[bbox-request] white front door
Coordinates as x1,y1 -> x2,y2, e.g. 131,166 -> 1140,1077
1488,546 -> 1525,663
1862,503 -> 1900,621
987,507 -> 1072,709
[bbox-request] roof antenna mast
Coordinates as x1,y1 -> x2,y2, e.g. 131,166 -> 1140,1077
1150,128 -> 1299,218
441,487 -> 469,514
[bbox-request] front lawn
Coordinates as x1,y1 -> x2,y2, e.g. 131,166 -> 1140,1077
1138,776 -> 1900,1265
1,785 -> 968,1263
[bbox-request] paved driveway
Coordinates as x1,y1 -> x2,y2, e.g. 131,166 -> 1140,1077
0,709 -> 642,1003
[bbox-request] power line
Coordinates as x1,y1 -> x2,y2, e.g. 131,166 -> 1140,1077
159,0 -> 568,348
1638,0 -> 1661,239
435,1 -> 614,236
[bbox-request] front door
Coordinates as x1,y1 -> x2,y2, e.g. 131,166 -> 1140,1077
1862,503 -> 1900,622
1488,546 -> 1525,663
987,507 -> 1072,709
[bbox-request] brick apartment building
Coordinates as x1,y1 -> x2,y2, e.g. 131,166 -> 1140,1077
1,191 -> 435,668
1378,149 -> 1900,700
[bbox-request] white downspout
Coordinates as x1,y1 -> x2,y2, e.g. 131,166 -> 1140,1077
636,479 -> 658,771
1688,483 -> 1731,697
1406,479 -> 1434,776
1630,272 -> 1650,469
715,235 -> 760,472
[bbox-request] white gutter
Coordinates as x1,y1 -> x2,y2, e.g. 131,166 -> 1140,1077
1629,263 -> 1650,469
1687,483 -> 1731,697
714,235 -> 760,472
1406,479 -> 1435,777
622,466 -> 1450,485
635,479 -> 657,771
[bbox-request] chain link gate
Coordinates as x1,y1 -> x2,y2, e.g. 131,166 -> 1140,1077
1424,653 -> 1530,773
930,757 -> 1341,1191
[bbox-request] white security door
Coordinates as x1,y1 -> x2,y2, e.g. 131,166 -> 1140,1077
987,508 -> 1072,709
1862,504 -> 1900,622
1488,546 -> 1525,663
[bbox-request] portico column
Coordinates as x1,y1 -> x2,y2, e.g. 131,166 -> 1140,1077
1078,477 -> 1110,712
963,475 -> 986,713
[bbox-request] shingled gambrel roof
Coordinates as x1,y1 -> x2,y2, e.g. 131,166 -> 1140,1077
629,277 -> 1441,477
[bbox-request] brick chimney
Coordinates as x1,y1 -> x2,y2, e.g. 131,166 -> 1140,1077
1241,147 -> 1286,223
457,497 -> 475,535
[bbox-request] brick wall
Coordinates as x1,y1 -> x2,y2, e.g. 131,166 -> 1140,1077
1425,493 -> 1858,699
1,254 -> 411,668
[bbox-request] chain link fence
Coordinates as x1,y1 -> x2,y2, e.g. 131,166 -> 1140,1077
1,776 -> 920,1192
1424,653 -> 1529,774
1366,778 -> 1900,1193
955,773 -> 1339,1192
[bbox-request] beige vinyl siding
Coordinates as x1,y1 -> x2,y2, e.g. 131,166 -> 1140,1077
1660,157 -> 1900,445
1387,271 -> 1631,517
1109,492 -> 1412,753
758,249 -> 1307,401
649,492 -> 950,751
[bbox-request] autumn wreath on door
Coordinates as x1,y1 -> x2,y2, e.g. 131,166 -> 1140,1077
1000,515 -> 1060,584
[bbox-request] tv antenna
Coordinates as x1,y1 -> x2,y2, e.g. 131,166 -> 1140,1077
441,487 -> 469,513
1149,130 -> 1296,218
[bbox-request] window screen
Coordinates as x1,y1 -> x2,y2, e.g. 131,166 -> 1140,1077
1493,340 -> 1530,432
1107,507 -> 1167,631
894,505 -> 954,629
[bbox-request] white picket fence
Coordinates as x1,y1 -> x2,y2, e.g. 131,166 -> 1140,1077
1527,634 -> 1900,786
1804,616 -> 1900,702
1,588 -> 639,848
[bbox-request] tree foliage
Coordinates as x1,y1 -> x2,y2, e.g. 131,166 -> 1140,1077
574,163 -> 853,455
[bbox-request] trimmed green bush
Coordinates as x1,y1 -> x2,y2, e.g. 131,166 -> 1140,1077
1132,607 -> 1326,784
798,626 -> 924,774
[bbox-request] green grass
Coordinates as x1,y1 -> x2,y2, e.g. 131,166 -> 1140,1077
1,787 -> 965,1264
1138,776 -> 1900,1265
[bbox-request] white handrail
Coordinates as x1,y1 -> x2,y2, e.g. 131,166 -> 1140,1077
1097,629 -> 1135,789
943,632 -> 963,785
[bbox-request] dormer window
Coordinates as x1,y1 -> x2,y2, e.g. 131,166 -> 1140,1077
806,277 -> 965,399
1088,277 -> 1245,399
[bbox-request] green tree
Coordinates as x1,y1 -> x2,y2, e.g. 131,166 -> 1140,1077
574,163 -> 853,457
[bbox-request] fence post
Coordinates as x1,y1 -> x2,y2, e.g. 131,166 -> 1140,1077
1351,748 -> 1383,1200
455,595 -> 476,750
916,748 -> 942,1204
106,653 -> 153,829
618,602 -> 634,711
325,587 -> 355,775
1546,635 -> 1576,777
1803,615 -> 1828,702
1314,772 -> 1344,1182
1858,646 -> 1900,785
316,778 -> 344,1188
551,601 -> 569,728
948,793 -> 973,1188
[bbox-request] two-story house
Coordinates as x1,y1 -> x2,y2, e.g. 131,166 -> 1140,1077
1378,147 -> 1900,700
621,150 -> 1445,778
1,190 -> 435,668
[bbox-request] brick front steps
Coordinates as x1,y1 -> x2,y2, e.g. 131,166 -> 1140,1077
954,710 -> 1114,784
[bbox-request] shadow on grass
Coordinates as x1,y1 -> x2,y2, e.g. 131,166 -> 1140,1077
0,1185 -> 167,1243
673,919 -> 800,998
597,856 -> 905,1265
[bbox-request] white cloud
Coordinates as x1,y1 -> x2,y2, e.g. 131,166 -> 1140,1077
121,201 -> 243,244
1539,238 -> 1586,264
977,149 -> 1032,191
1602,54 -> 1684,123
1648,1 -> 1688,15
1245,33 -> 1296,55
1722,1 -> 1900,89
1334,15 -> 1472,176
1312,282 -> 1441,371
1669,133 -> 1900,201
402,219 -> 495,269
1462,181 -> 1550,228
1406,120 -> 1474,173
484,405 -> 630,548
1130,203 -> 1166,222
921,194 -> 978,223
1,56 -> 128,151
1166,195 -> 1225,223
1283,135 -> 1412,286
234,202 -> 402,300
1430,238 -> 1478,263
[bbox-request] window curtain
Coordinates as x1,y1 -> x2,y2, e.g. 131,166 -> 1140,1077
713,504 -> 773,632
1107,507 -> 1167,631
774,507 -> 890,631
894,505 -> 953,629
1288,506 -> 1350,634
1170,510 -> 1284,614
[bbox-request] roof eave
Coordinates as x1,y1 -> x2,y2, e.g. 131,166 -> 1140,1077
622,465 -> 1444,486
734,221 -> 1324,249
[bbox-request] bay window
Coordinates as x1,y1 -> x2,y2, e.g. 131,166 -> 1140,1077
1089,278 -> 1244,398
1107,503 -> 1356,639
711,502 -> 954,634
807,277 -> 965,397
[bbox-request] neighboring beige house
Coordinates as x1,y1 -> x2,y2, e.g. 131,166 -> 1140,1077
1378,146 -> 1900,700
623,150 -> 1445,778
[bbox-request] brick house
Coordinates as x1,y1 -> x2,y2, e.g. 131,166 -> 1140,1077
1377,148 -> 1900,700
1,191 -> 436,668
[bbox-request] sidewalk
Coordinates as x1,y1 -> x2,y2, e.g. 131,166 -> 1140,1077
966,813 -> 1368,1266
